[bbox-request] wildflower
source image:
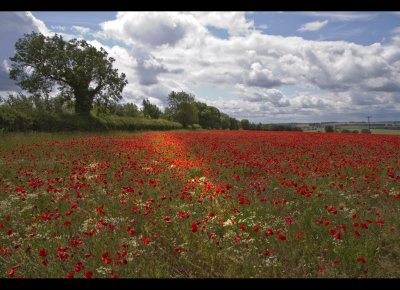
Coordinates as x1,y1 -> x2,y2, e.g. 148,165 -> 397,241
284,216 -> 294,225
234,235 -> 241,243
39,248 -> 47,257
278,234 -> 287,241
263,249 -> 272,256
173,247 -> 182,253
357,257 -> 367,263
85,271 -> 93,278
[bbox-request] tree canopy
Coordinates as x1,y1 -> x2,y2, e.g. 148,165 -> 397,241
9,32 -> 127,115
166,91 -> 199,128
142,98 -> 161,119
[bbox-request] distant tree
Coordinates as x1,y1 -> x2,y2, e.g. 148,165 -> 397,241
167,91 -> 199,128
9,32 -> 127,116
229,117 -> 240,130
325,125 -> 334,132
249,122 -> 257,130
167,91 -> 196,110
220,113 -> 231,130
175,102 -> 199,128
123,103 -> 141,117
162,107 -> 175,121
352,130 -> 359,133
240,119 -> 250,130
361,129 -> 371,134
195,102 -> 221,129
341,129 -> 351,133
113,103 -> 140,117
3,92 -> 69,114
142,98 -> 161,119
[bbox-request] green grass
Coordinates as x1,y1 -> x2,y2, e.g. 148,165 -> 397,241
370,129 -> 400,135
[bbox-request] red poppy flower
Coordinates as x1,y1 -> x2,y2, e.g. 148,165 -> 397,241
85,271 -> 93,278
278,234 -> 287,241
333,259 -> 341,265
74,260 -> 84,273
284,216 -> 294,225
263,249 -> 272,256
8,268 -> 15,278
39,248 -> 47,257
96,207 -> 105,215
234,235 -> 241,243
357,257 -> 366,263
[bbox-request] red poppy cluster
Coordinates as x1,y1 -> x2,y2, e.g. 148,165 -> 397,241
0,131 -> 398,277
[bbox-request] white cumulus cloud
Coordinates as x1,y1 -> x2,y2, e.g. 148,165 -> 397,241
298,20 -> 329,32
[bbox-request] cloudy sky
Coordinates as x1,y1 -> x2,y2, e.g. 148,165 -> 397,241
1,12 -> 400,123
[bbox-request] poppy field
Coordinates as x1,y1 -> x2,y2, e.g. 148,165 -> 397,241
0,130 -> 399,278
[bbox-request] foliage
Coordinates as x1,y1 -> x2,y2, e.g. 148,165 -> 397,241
142,99 -> 161,119
220,113 -> 231,130
174,102 -> 199,128
190,124 -> 202,130
241,119 -> 250,130
0,103 -> 181,132
167,91 -> 196,110
195,102 -> 221,129
166,91 -> 199,128
325,125 -> 334,132
229,117 -> 240,130
9,32 -> 127,115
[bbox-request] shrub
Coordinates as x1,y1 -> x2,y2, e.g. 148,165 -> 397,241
361,129 -> 372,134
325,125 -> 334,132
191,124 -> 202,130
0,106 -> 182,132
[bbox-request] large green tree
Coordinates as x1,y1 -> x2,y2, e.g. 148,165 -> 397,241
9,32 -> 128,115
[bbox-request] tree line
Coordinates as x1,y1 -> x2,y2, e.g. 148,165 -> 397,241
1,32 -> 300,132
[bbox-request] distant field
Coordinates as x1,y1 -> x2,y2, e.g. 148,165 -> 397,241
301,126 -> 400,135
370,129 -> 400,135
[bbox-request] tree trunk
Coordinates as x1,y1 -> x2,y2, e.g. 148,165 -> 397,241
74,88 -> 93,116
